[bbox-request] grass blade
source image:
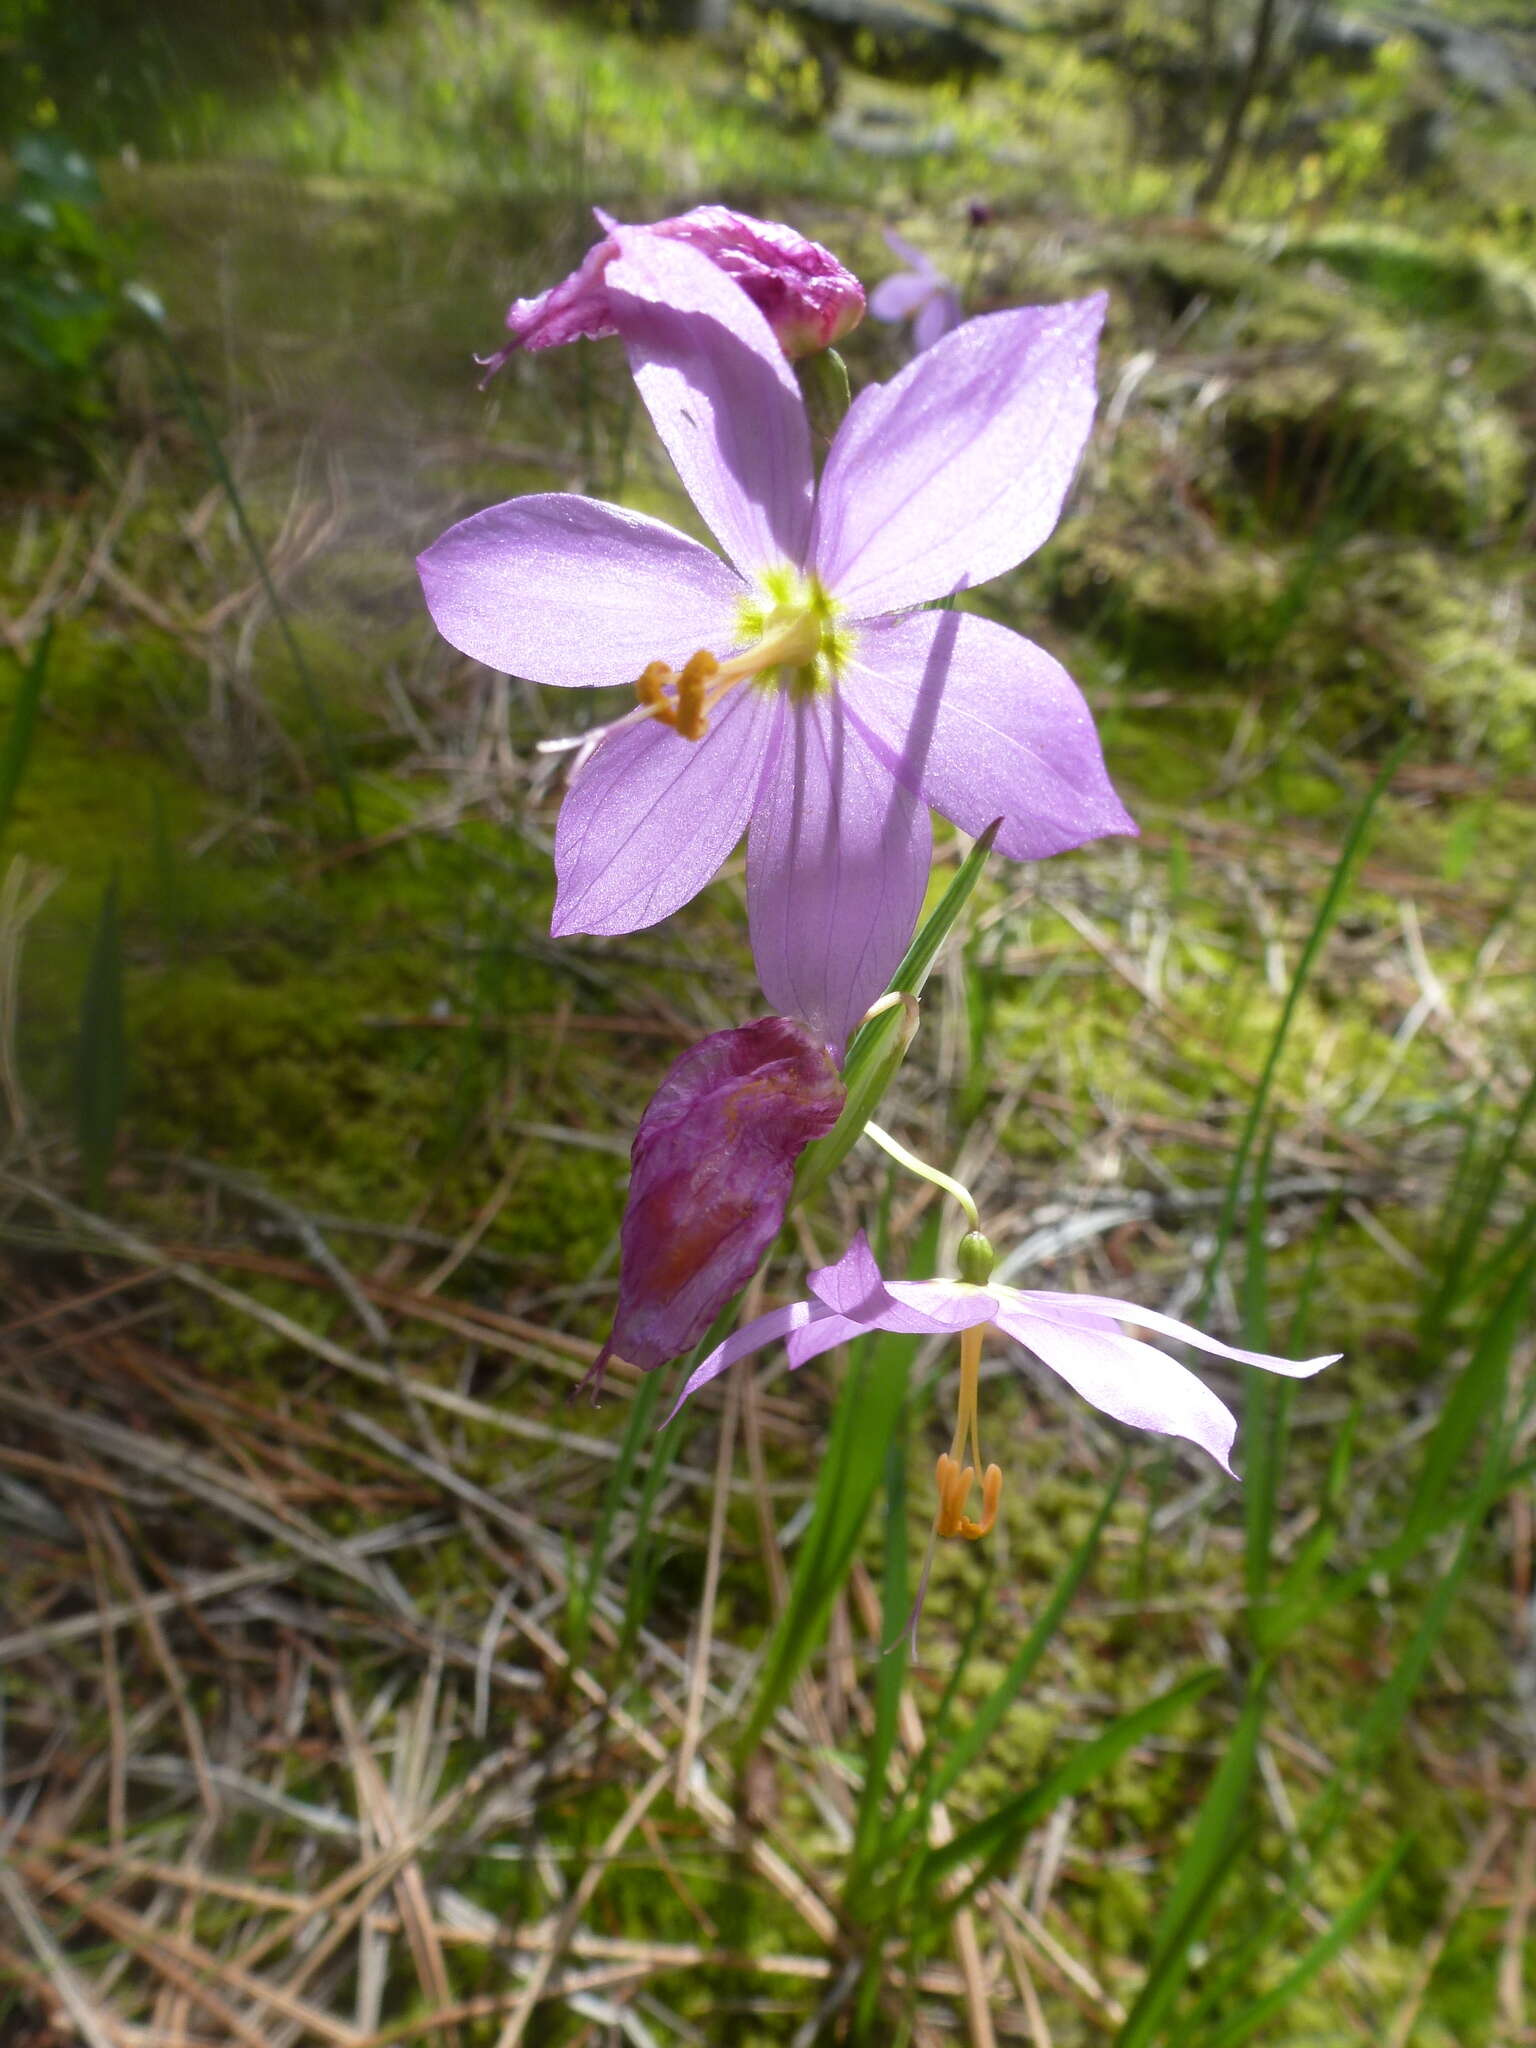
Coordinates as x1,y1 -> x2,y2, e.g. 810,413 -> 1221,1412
918,1666 -> 1220,1908
0,626 -> 50,846
1196,739 -> 1409,1317
76,873 -> 125,1207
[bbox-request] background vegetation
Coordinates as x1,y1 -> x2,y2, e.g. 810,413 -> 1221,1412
0,0 -> 1533,2041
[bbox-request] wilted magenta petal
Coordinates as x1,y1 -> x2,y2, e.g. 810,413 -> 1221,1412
553,681 -> 779,936
840,609 -> 1137,858
996,1303 -> 1240,1474
668,206 -> 865,356
883,1280 -> 998,1332
1020,1293 -> 1341,1376
912,287 -> 963,353
669,1299 -> 831,1418
606,231 -> 815,579
600,1017 -> 844,1379
483,205 -> 862,374
812,294 -> 1108,617
417,494 -> 747,688
747,692 -> 930,1050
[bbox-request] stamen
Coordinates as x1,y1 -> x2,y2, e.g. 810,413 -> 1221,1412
933,1325 -> 1003,1542
631,651 -> 720,741
934,1452 -> 1004,1542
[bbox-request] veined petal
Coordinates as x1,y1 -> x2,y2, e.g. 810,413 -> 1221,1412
996,1304 -> 1240,1474
807,1230 -> 893,1318
747,691 -> 930,1051
417,493 -> 747,687
883,1280 -> 998,1331
812,294 -> 1107,617
553,680 -> 779,936
840,609 -> 1137,859
786,1311 -> 868,1369
1017,1292 -> 1340,1376
668,1298 -> 829,1418
606,232 -> 815,579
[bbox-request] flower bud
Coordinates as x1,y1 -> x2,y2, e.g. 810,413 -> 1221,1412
583,1017 -> 845,1397
480,205 -> 864,382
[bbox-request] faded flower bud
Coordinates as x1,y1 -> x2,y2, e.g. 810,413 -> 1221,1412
479,204 -> 865,381
583,1017 -> 844,1397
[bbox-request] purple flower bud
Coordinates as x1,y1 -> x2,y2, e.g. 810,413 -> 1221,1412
479,205 -> 865,381
583,1018 -> 844,1397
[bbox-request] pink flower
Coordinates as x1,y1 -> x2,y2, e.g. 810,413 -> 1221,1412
420,231 -> 1132,1049
869,227 -> 963,354
671,1233 -> 1338,1539
478,205 -> 865,379
583,1016 -> 843,1397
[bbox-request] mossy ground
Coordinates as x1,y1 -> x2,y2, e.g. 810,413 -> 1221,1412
2,1 -> 1535,2041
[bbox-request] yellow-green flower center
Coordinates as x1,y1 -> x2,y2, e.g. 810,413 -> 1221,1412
633,568 -> 850,740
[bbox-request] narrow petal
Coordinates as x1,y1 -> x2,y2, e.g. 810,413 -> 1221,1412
668,1299 -> 829,1417
869,272 -> 933,323
605,232 -> 815,579
812,294 -> 1107,617
1017,1292 -> 1340,1377
912,287 -> 962,354
748,691 -> 930,1050
996,1304 -> 1240,1474
840,609 -> 1136,859
418,493 -> 746,687
553,680 -> 778,936
786,1311 -> 868,1369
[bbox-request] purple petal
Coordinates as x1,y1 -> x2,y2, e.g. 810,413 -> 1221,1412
786,1312 -> 869,1369
812,294 -> 1108,617
840,609 -> 1137,859
668,1299 -> 829,1418
806,1232 -> 972,1334
881,226 -> 937,277
1019,1293 -> 1340,1377
603,1018 -> 844,1373
418,494 -> 746,687
747,691 -> 930,1051
605,232 -> 815,580
912,287 -> 963,354
883,1281 -> 998,1331
869,272 -> 933,323
996,1304 -> 1240,1474
553,680 -> 778,936
807,1230 -> 892,1317
662,206 -> 865,356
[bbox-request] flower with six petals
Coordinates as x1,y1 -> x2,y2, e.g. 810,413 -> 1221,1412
420,231 -> 1134,1049
671,1231 -> 1338,1542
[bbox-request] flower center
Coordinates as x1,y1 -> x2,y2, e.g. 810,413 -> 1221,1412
934,1323 -> 1002,1542
631,569 -> 846,742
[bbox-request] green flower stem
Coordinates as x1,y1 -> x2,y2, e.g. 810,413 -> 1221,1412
863,1119 -> 980,1230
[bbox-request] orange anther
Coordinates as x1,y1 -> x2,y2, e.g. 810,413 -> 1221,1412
674,649 -> 719,742
934,1452 -> 1002,1542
